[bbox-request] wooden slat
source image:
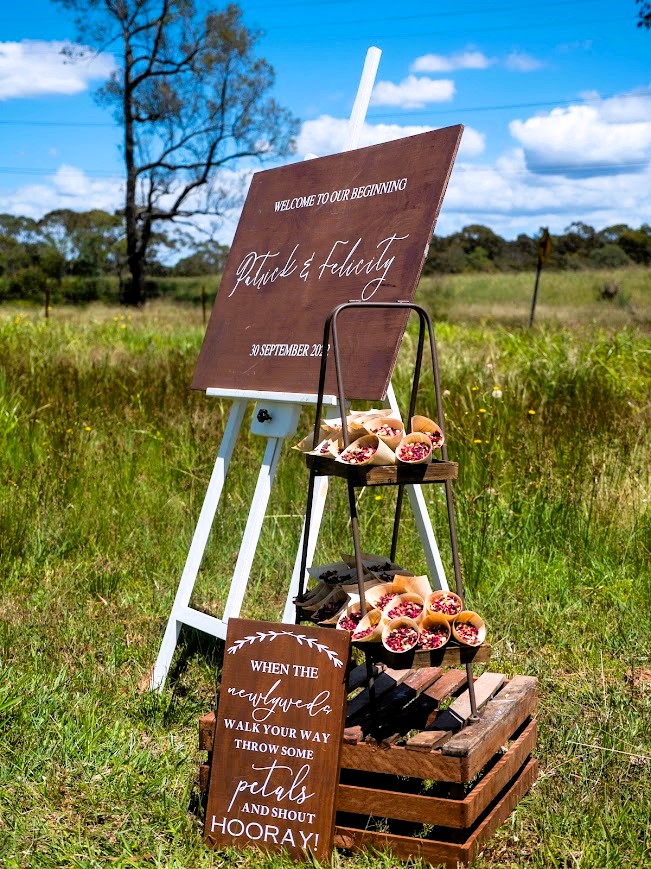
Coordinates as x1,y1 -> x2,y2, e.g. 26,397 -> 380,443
457,719 -> 536,827
404,729 -> 453,752
424,672 -> 506,734
340,740 -> 465,783
199,762 -> 210,794
338,718 -> 537,829
343,726 -> 363,745
409,642 -> 491,669
442,676 -> 538,764
377,669 -> 467,745
348,667 -> 442,732
463,757 -> 538,863
345,668 -> 410,721
449,672 -> 506,722
199,712 -> 216,752
424,668 -> 468,702
307,454 -> 458,486
334,758 -> 538,867
347,662 -> 383,692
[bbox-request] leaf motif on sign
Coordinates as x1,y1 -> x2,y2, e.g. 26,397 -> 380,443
227,630 -> 344,667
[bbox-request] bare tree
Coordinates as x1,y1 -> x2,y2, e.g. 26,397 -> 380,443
54,0 -> 298,304
638,1 -> 651,28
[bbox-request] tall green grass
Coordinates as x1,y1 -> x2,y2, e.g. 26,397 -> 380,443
0,298 -> 650,867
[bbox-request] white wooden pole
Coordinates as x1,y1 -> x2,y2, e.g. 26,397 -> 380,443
222,435 -> 285,622
344,46 -> 381,151
386,383 -> 449,591
281,405 -> 341,623
150,399 -> 247,690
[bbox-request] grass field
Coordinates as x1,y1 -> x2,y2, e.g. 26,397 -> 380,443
1,269 -> 650,868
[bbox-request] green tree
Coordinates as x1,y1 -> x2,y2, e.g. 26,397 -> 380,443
38,209 -> 124,277
172,239 -> 230,276
637,1 -> 651,28
53,0 -> 298,305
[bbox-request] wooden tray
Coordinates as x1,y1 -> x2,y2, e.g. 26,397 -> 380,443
305,454 -> 458,486
356,641 -> 491,670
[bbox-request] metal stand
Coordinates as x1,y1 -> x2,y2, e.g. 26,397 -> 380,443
296,302 -> 479,721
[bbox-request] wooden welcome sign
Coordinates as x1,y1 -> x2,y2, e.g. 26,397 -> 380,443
193,125 -> 463,399
204,618 -> 350,860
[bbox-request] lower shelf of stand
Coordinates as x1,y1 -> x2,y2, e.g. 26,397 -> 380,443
306,454 -> 458,486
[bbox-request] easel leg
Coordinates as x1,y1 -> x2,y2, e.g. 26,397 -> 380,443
386,383 -> 448,590
150,399 -> 247,691
222,436 -> 285,622
282,473 -> 330,624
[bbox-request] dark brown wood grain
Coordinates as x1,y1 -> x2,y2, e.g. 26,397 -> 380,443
361,642 -> 490,671
345,667 -> 411,720
333,758 -> 539,867
204,619 -> 350,860
373,669 -> 468,744
404,729 -> 454,752
348,668 -> 443,735
441,676 -> 538,763
336,718 -> 537,829
199,712 -> 216,752
192,126 -> 463,399
340,740 -> 466,783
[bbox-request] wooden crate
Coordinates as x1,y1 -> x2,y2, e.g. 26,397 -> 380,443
198,668 -> 538,868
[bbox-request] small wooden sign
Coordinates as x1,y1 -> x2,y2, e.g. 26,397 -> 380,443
204,618 -> 350,861
192,125 -> 463,399
537,227 -> 552,265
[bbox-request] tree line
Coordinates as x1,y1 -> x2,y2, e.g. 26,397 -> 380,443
0,209 -> 228,304
423,222 -> 651,275
1,210 -> 649,305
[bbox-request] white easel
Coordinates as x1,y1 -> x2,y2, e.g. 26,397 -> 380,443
150,47 -> 449,692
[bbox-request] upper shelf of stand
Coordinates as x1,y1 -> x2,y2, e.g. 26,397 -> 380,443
305,454 -> 458,486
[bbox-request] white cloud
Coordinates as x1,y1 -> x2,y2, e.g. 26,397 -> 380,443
509,91 -> 651,174
0,164 -> 253,247
295,115 -> 485,160
0,40 -> 114,100
436,146 -> 651,237
370,75 -> 454,109
505,51 -> 544,72
0,165 -> 123,218
411,50 -> 494,73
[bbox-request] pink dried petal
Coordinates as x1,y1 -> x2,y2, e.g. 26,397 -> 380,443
429,593 -> 462,616
384,626 -> 418,652
376,592 -> 398,610
341,445 -> 376,464
397,442 -> 430,462
338,611 -> 364,632
375,424 -> 402,437
387,600 -> 423,620
455,622 -> 481,644
418,626 -> 448,650
426,430 -> 444,447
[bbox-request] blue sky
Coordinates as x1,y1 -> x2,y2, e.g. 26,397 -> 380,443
1,0 -> 650,242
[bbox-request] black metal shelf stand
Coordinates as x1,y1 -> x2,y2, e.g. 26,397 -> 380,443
296,302 -> 479,722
